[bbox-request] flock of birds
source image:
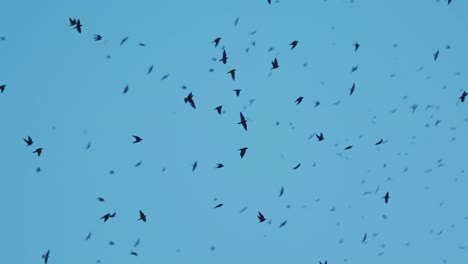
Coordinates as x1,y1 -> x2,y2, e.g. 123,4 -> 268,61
1,0 -> 466,263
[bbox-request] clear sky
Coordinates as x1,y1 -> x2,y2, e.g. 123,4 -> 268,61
1,0 -> 467,263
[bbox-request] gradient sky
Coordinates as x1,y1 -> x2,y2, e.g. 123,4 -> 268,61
1,0 -> 468,263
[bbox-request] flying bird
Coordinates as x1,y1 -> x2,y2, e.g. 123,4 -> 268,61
289,40 -> 298,49
257,212 -> 266,223
279,220 -> 287,228
350,83 -> 355,95
97,197 -> 105,202
279,186 -> 284,197
293,163 -> 301,170
33,148 -> 43,157
101,213 -> 115,222
238,112 -> 247,131
233,89 -> 241,97
147,64 -> 154,75
138,210 -> 147,222
238,147 -> 248,158
344,145 -> 353,150
130,251 -> 138,256
85,232 -> 92,240
219,50 -> 228,64
362,232 -> 367,243
354,42 -> 360,51
123,84 -> 129,94
24,136 -> 33,146
316,133 -> 324,141
459,91 -> 468,103
351,65 -> 359,72
192,161 -> 198,171
0,84 -> 5,93
434,50 -> 439,61
382,192 -> 390,204
295,96 -> 304,105
214,203 -> 224,208
214,105 -> 223,115
448,0 -> 452,5
375,139 -> 384,145
69,18 -> 76,26
184,92 -> 196,109
216,163 -> 224,168
73,19 -> 82,33
132,135 -> 142,144
271,58 -> 279,69
227,69 -> 236,80
42,250 -> 50,264
94,34 -> 102,41
212,37 -> 221,47
120,36 -> 129,46
268,0 -> 271,4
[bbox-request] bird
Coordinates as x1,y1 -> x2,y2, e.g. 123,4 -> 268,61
147,64 -> 154,75
74,19 -> 82,33
94,34 -> 102,41
160,73 -> 170,80
97,197 -> 105,202
295,96 -> 304,105
354,42 -> 360,51
120,36 -> 129,46
123,84 -> 129,94
192,161 -> 198,172
293,163 -> 301,170
216,163 -> 224,168
459,91 -> 468,103
69,18 -> 76,26
212,37 -> 221,47
214,203 -> 223,208
132,135 -> 142,143
184,92 -> 196,109
227,69 -> 236,80
24,136 -> 33,146
233,89 -> 241,97
101,212 -> 116,222
316,133 -> 324,141
130,251 -> 138,256
362,232 -> 367,243
33,148 -> 43,157
238,112 -> 247,131
219,50 -> 228,64
279,220 -> 287,228
289,40 -> 298,49
134,239 -> 140,248
434,50 -> 439,61
382,192 -> 390,204
214,105 -> 223,115
138,210 -> 147,222
85,232 -> 92,240
271,58 -> 279,69
375,139 -> 384,145
448,0 -> 452,5
350,83 -> 355,95
279,186 -> 284,197
344,145 -> 353,150
257,212 -> 266,223
351,65 -> 359,72
0,84 -> 5,93
42,250 -> 50,264
238,147 -> 248,158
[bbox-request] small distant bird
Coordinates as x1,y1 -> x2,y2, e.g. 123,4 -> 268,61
238,147 -> 248,158
69,18 -> 76,26
350,83 -> 355,95
147,64 -> 154,75
101,213 -> 114,222
375,139 -> 384,145
134,239 -> 140,248
219,50 -> 228,64
293,163 -> 301,170
344,145 -> 353,150
24,136 -> 33,146
33,148 -> 43,157
434,50 -> 439,61
233,89 -> 241,97
160,73 -> 170,80
289,40 -> 298,50
42,250 -> 50,264
271,58 -> 279,69
85,141 -> 91,150
216,163 -> 224,168
316,133 -> 324,141
192,161 -> 198,172
130,251 -> 138,256
354,42 -> 360,51
234,17 -> 239,26
97,197 -> 105,202
184,92 -> 196,109
132,135 -> 142,144
459,91 -> 468,103
257,212 -> 266,223
0,84 -> 5,93
295,96 -> 304,105
382,192 -> 390,204
279,220 -> 287,228
279,186 -> 284,197
85,232 -> 92,240
214,105 -> 223,115
268,0 -> 271,4
227,69 -> 236,80
120,36 -> 129,46
138,210 -> 147,222
214,203 -> 223,208
239,206 -> 248,213
448,0 -> 452,5
73,19 -> 82,33
212,37 -> 221,47
238,112 -> 247,131
362,232 -> 367,243
123,84 -> 129,94
94,34 -> 102,41
351,65 -> 359,72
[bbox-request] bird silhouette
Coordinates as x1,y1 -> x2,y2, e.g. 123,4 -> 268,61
132,135 -> 142,144
351,65 -> 359,72
344,145 -> 353,150
97,197 -> 105,202
130,251 -> 138,256
279,220 -> 287,228
33,148 -> 43,157
382,192 -> 390,203
123,85 -> 129,94
434,50 -> 439,61
354,42 -> 360,51
216,163 -> 224,168
184,92 -> 196,109
271,58 -> 279,69
219,50 -> 228,64
233,89 -> 241,97
147,64 -> 154,75
238,147 -> 248,158
74,19 -> 82,33
362,232 -> 367,243
42,250 -> 50,264
350,83 -> 355,95
316,133 -> 324,141
138,210 -> 147,222
257,212 -> 266,223
85,232 -> 92,240
24,136 -> 33,146
94,34 -> 102,41
279,186 -> 284,197
238,112 -> 247,131
101,212 -> 116,222
212,37 -> 221,47
214,203 -> 223,208
459,91 -> 468,103
290,40 -> 298,49
295,96 -> 304,105
0,84 -> 5,93
293,163 -> 301,170
214,105 -> 223,115
227,69 -> 236,80
69,18 -> 76,26
120,36 -> 129,46
192,161 -> 198,171
375,139 -> 384,145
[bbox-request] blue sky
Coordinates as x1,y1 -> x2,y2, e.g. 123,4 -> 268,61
1,0 -> 468,263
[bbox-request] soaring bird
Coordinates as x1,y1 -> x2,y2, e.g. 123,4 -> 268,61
238,112 -> 247,131
434,50 -> 439,61
97,197 -> 105,202
238,147 -> 248,158
214,105 -> 223,115
132,135 -> 142,144
350,83 -> 355,95
459,91 -> 468,103
219,50 -> 228,64
279,220 -> 287,228
351,65 -> 359,72
227,69 -> 236,80
120,36 -> 129,46
74,19 -> 82,33
184,92 -> 196,109
192,161 -> 198,172
316,133 -> 324,141
33,148 -> 43,157
42,250 -> 50,264
147,64 -> 154,75
24,136 -> 33,146
130,251 -> 138,256
279,186 -> 284,197
216,163 -> 224,168
85,232 -> 92,240
94,34 -> 102,41
344,145 -> 353,150
293,163 -> 301,170
214,203 -> 224,208
289,40 -> 298,50
295,96 -> 304,105
271,58 -> 279,69
69,18 -> 76,26
0,84 -> 6,93
138,210 -> 147,222
382,192 -> 390,204
354,42 -> 360,52
375,139 -> 384,145
212,37 -> 221,47
257,212 -> 266,223
233,89 -> 241,97
123,85 -> 129,94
